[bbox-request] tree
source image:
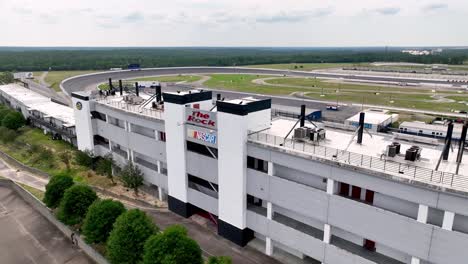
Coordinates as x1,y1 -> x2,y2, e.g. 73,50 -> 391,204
1,111 -> 25,130
0,108 -> 12,122
43,173 -> 74,208
107,209 -> 158,264
59,151 -> 72,171
206,256 -> 232,264
57,184 -> 98,225
120,162 -> 144,195
0,127 -> 17,143
142,225 -> 203,264
82,199 -> 126,244
0,72 -> 14,84
75,149 -> 94,168
95,154 -> 114,183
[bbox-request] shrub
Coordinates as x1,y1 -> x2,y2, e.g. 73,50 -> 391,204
57,184 -> 98,225
95,154 -> 113,180
82,199 -> 126,244
75,149 -> 94,168
0,126 -> 17,143
43,174 -> 74,208
206,256 -> 232,264
143,225 -> 203,264
2,111 -> 26,130
0,108 -> 11,122
107,209 -> 158,264
59,151 -> 72,171
120,162 -> 144,194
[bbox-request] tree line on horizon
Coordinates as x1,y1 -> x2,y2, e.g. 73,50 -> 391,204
0,47 -> 466,71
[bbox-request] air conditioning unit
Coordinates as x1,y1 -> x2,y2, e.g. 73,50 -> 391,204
405,146 -> 422,161
294,127 -> 308,140
386,144 -> 397,157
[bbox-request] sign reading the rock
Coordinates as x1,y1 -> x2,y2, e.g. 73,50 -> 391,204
185,109 -> 217,129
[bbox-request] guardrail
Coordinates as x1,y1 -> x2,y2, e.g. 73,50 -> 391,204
248,132 -> 468,191
95,97 -> 164,120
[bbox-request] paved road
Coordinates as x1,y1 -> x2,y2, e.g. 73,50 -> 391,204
0,186 -> 92,264
0,159 -> 47,191
149,211 -> 282,264
0,156 -> 280,264
61,67 -> 468,119
61,67 -> 456,96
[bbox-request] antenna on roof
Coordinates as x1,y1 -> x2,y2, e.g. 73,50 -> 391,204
456,122 -> 468,174
435,121 -> 454,171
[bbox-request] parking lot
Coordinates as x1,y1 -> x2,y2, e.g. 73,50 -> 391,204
0,185 -> 93,264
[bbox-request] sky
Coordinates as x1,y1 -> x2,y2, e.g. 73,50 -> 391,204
1,0 -> 467,47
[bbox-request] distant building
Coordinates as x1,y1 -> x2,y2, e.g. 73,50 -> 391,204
399,121 -> 463,140
345,109 -> 398,132
13,72 -> 33,79
0,84 -> 76,145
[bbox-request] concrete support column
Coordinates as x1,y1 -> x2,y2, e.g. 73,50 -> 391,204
412,204 -> 429,264
323,224 -> 331,244
72,92 -> 95,152
128,149 -> 134,162
108,139 -> 112,151
326,178 -> 337,195
265,201 -> 274,256
442,211 -> 455,231
416,204 -> 429,223
267,161 -> 275,176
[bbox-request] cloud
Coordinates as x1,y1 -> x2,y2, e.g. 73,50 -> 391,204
423,3 -> 448,11
12,7 -> 33,14
39,13 -> 60,24
256,8 -> 333,23
123,12 -> 144,23
374,7 -> 401,15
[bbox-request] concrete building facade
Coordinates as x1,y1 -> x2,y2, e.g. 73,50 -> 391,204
71,89 -> 468,264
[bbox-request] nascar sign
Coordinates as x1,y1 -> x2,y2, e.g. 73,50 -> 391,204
188,129 -> 217,144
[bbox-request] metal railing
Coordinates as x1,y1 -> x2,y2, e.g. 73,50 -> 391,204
248,132 -> 468,191
95,97 -> 163,120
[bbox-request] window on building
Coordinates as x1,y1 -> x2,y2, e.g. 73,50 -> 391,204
247,156 -> 268,173
91,111 -> 106,122
186,141 -> 218,158
159,131 -> 166,142
93,135 -> 109,147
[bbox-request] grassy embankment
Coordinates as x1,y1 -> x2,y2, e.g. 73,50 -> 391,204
0,127 -> 113,188
246,63 -> 369,71
203,74 -> 468,112
44,71 -> 100,92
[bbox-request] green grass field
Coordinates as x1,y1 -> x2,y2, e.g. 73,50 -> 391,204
98,75 -> 203,90
129,75 -> 202,83
246,63 -> 368,71
45,71 -> 100,92
0,127 -> 113,188
203,74 -> 468,112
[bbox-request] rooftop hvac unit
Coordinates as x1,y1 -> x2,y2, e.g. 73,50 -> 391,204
309,128 -> 326,142
386,144 -> 397,157
392,142 -> 401,154
294,127 -> 308,140
405,146 -> 422,161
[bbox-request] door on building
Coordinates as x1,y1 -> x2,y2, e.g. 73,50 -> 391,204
363,239 -> 376,251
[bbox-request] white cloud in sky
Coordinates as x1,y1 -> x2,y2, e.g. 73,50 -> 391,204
1,0 -> 467,46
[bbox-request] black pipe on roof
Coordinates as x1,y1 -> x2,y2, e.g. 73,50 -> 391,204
357,112 -> 365,144
119,80 -> 123,96
443,121 -> 454,160
135,82 -> 139,97
457,123 -> 467,163
156,84 -> 162,102
300,104 -> 306,127
108,78 -> 113,90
